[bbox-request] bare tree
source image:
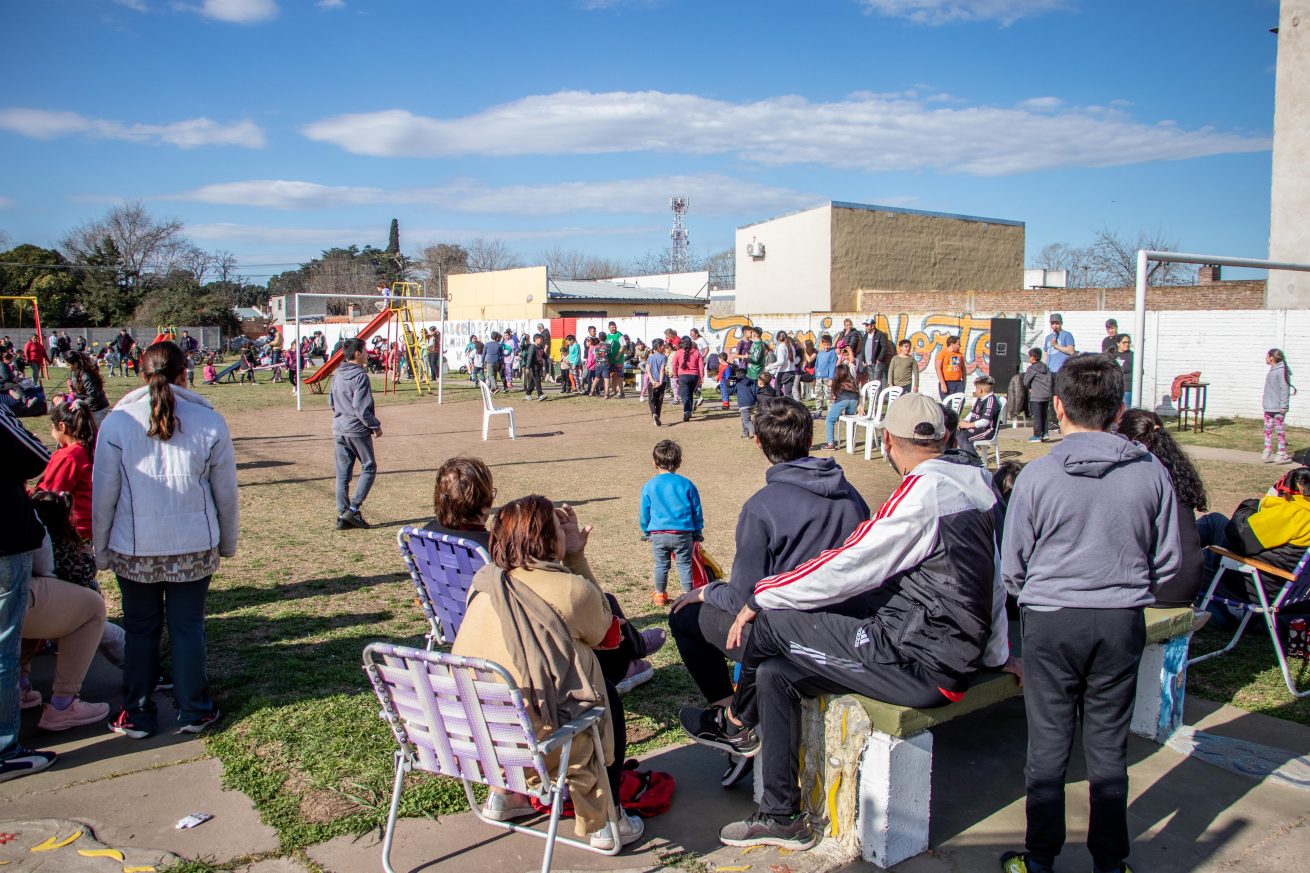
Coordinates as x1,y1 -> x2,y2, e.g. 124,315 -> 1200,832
306,249 -> 378,314
61,201 -> 186,291
1085,227 -> 1196,287
465,237 -> 524,273
539,245 -> 627,280
1033,242 -> 1094,287
415,242 -> 469,296
176,245 -> 214,286
212,250 -> 239,285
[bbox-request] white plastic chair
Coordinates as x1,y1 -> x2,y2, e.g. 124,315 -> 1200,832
969,395 -> 1007,468
942,392 -> 966,416
851,386 -> 904,460
480,379 -> 517,440
840,381 -> 880,453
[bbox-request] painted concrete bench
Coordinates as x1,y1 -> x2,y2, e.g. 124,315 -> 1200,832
762,606 -> 1195,868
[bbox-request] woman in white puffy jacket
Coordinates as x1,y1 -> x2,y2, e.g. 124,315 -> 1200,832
93,341 -> 238,738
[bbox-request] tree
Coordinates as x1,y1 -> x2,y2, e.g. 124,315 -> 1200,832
414,242 -> 468,297
465,237 -> 523,273
77,236 -> 143,325
1085,227 -> 1196,287
386,218 -> 400,255
135,284 -> 240,333
212,250 -> 239,286
0,244 -> 79,325
61,201 -> 186,294
538,246 -> 627,280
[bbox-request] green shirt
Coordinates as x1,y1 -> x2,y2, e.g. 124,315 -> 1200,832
607,331 -> 623,365
746,340 -> 768,380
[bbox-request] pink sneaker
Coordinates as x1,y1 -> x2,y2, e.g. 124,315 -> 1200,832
20,687 -> 42,710
38,698 -> 111,732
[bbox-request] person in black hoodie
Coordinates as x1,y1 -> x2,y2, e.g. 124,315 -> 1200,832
0,403 -> 58,783
668,397 -> 868,784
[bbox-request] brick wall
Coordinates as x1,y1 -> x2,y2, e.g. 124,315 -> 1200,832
858,280 -> 1266,313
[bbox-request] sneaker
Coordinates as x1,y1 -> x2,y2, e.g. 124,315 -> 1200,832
679,704 -> 761,757
0,747 -> 57,783
721,401 -> 730,410
1262,449 -> 1273,463
1027,436 -> 1043,443
482,790 -> 536,821
178,709 -> 222,735
108,710 -> 155,739
821,442 -> 838,450
639,627 -> 667,657
720,753 -> 754,788
718,811 -> 816,850
999,851 -> 1055,873
155,675 -> 174,692
651,591 -> 670,607
20,687 -> 42,710
615,659 -> 655,695
38,698 -> 111,732
589,811 -> 645,850
1276,452 -> 1293,464
339,509 -> 371,530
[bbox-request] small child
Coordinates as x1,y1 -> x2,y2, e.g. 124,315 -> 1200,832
1023,348 -> 1054,443
639,440 -> 704,607
813,334 -> 836,414
203,361 -> 218,384
936,334 -> 964,398
888,339 -> 918,393
756,372 -> 779,398
1000,355 -> 1181,873
956,374 -> 1000,466
1263,348 -> 1293,464
36,398 -> 96,540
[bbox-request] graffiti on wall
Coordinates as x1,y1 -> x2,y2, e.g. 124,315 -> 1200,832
702,312 -> 1040,375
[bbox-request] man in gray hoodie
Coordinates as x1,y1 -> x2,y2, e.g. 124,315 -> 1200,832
329,338 -> 383,529
999,355 -> 1181,873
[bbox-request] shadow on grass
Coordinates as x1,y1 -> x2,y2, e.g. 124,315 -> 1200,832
209,571 -> 410,614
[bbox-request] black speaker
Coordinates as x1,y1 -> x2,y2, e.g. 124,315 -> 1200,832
989,318 -> 1022,389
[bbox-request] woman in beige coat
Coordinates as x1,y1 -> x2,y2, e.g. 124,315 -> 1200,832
451,497 -> 644,850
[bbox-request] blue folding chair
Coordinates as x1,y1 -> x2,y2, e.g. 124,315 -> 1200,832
397,527 -> 490,648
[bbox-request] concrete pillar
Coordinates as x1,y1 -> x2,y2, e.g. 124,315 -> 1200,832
856,730 -> 933,868
1130,634 -> 1192,743
1268,3 -> 1310,306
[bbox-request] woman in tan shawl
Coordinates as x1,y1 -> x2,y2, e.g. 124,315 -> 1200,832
451,496 -> 645,850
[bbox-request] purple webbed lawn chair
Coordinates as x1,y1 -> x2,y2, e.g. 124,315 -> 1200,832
397,527 -> 489,648
1190,546 -> 1310,698
363,643 -> 622,873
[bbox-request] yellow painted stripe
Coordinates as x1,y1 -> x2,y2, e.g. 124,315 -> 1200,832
828,771 -> 844,837
79,848 -> 126,860
31,831 -> 82,852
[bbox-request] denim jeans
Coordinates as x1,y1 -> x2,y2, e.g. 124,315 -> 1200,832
118,575 -> 214,727
0,551 -> 33,760
334,433 -> 377,514
651,531 -> 695,594
825,397 -> 857,444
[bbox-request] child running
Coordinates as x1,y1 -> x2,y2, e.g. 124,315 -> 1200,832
1000,355 -> 1181,873
1263,348 -> 1293,464
639,440 -> 704,607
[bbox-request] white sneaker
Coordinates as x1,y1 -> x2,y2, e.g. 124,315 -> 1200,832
590,811 -> 644,850
481,790 -> 536,821
615,659 -> 655,696
1262,449 -> 1273,463
1276,452 -> 1293,464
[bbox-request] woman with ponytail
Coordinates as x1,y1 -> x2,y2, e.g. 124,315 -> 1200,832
93,341 -> 238,738
63,350 -> 109,424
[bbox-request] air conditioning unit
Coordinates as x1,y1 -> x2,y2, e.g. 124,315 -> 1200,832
746,241 -> 766,259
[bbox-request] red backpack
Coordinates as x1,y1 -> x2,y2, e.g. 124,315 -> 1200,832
529,759 -> 676,818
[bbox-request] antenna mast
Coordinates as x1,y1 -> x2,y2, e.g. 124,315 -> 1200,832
670,196 -> 689,273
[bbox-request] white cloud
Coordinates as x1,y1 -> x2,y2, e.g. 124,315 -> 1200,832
112,0 -> 149,11
317,0 -> 345,8
300,90 -> 1269,176
191,0 -> 279,24
185,222 -> 658,250
0,108 -> 265,149
1018,96 -> 1063,111
858,0 -> 1069,26
173,174 -> 821,216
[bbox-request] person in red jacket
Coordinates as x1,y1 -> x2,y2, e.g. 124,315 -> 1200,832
35,400 -> 97,540
23,334 -> 47,378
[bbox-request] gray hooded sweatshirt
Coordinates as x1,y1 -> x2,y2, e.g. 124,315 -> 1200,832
1001,431 -> 1181,610
329,361 -> 381,436
1263,362 -> 1291,414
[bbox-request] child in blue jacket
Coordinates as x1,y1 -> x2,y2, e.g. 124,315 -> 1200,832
640,439 -> 704,606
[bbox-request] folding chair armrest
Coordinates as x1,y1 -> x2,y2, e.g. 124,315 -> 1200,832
538,706 -> 606,757
1206,545 -> 1297,581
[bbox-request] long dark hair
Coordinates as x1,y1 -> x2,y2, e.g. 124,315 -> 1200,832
1269,348 -> 1294,389
1118,408 -> 1208,511
64,349 -> 105,396
31,490 -> 79,544
141,341 -> 187,441
51,397 -> 97,460
831,360 -> 864,396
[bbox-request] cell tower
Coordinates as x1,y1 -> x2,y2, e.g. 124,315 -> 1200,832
670,196 -> 690,273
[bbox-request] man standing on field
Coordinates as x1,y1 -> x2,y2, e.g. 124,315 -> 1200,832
329,338 -> 383,530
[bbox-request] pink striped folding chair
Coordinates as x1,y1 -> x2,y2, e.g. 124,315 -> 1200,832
397,528 -> 489,648
363,643 -> 621,873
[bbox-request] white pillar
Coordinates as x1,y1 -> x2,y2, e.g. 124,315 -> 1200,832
1269,3 -> 1310,306
1132,249 -> 1147,408
857,730 -> 933,869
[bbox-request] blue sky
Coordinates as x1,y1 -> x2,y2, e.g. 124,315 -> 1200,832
0,0 -> 1283,283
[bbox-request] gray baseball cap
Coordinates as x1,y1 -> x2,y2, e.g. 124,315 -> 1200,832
883,393 -> 946,440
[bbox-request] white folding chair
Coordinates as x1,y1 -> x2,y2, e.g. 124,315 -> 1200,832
840,381 -> 880,453
854,386 -> 904,460
1189,547 -> 1310,698
970,396 -> 1007,468
942,392 -> 966,416
480,378 -> 517,440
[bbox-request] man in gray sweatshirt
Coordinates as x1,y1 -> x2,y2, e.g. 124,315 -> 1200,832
999,355 -> 1181,873
329,338 -> 383,529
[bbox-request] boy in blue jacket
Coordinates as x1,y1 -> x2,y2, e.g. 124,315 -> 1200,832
640,440 -> 704,607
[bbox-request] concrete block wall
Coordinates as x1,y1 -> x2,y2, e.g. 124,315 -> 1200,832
858,280 -> 1266,314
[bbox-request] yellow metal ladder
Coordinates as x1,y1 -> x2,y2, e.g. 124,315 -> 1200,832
390,282 -> 432,396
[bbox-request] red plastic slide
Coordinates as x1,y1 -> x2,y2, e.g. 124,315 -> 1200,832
301,308 -> 394,386
153,331 -> 173,344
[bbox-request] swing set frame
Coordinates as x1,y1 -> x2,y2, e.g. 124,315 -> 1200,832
0,295 -> 47,379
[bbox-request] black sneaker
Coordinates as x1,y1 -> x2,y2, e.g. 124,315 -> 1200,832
178,709 -> 222,735
335,516 -> 350,530
719,811 -> 816,850
0,747 -> 57,783
108,710 -> 155,739
339,509 -> 371,530
720,753 -> 753,788
679,705 -> 761,757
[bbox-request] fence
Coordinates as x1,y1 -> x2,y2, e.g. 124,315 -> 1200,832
23,326 -> 226,351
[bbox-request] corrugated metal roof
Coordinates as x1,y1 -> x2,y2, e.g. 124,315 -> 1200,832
547,279 -> 706,304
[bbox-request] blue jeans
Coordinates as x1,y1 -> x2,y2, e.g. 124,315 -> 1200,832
0,551 -> 33,760
826,397 -> 857,444
334,433 -> 377,514
651,532 -> 695,594
118,575 -> 213,726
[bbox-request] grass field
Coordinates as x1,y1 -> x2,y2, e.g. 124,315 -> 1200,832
29,364 -> 1310,861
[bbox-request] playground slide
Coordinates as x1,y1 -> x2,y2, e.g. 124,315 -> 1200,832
153,332 -> 172,345
301,307 -> 394,386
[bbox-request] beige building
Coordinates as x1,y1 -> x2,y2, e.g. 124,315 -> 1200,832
1268,2 -> 1310,307
446,266 -> 709,321
735,201 -> 1024,314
